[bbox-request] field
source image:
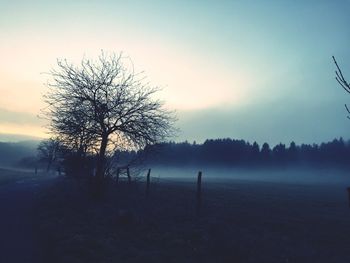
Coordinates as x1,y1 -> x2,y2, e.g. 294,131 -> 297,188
0,167 -> 56,263
33,167 -> 350,263
0,167 -> 38,185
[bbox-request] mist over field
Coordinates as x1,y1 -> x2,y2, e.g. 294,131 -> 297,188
0,140 -> 39,168
151,165 -> 350,185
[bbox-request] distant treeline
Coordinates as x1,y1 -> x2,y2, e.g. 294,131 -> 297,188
1,138 -> 350,169
117,138 -> 350,167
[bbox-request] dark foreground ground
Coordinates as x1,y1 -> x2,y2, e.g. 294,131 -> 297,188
0,168 -> 56,263
34,172 -> 350,263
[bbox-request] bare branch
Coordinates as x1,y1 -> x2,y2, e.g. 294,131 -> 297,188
333,56 -> 350,93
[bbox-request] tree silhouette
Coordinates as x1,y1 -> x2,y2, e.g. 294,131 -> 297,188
37,138 -> 61,172
287,141 -> 298,162
44,52 -> 175,186
261,142 -> 271,163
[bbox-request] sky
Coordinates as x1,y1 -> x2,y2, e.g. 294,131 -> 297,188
0,0 -> 350,146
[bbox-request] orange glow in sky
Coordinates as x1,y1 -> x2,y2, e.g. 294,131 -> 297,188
1,1 -> 350,144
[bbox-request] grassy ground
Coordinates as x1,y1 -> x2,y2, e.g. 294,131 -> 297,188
0,167 -> 37,185
35,175 -> 350,263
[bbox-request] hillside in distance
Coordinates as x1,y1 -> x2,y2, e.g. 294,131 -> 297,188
0,140 -> 39,167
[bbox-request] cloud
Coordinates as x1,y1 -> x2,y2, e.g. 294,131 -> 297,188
176,99 -> 350,146
0,108 -> 44,125
0,132 -> 42,142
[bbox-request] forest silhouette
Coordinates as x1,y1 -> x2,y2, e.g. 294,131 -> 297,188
114,137 -> 350,168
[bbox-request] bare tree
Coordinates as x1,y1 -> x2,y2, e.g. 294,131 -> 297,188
43,52 -> 175,184
333,56 -> 350,118
37,138 -> 61,172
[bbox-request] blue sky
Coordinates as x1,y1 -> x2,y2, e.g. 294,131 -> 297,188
0,0 -> 350,145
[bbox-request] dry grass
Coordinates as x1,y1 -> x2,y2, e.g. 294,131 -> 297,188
35,175 -> 350,263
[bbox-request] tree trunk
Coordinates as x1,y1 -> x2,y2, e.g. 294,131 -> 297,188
92,134 -> 108,198
96,134 -> 108,180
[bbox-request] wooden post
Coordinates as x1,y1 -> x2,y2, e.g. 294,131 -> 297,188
127,167 -> 131,184
347,187 -> 350,207
196,171 -> 202,216
116,168 -> 120,185
146,169 -> 151,197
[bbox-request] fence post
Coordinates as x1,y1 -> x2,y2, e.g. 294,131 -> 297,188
116,168 -> 120,185
127,167 -> 131,184
146,169 -> 151,197
196,171 -> 202,217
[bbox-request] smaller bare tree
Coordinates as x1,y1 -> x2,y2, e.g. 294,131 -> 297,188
37,138 -> 61,172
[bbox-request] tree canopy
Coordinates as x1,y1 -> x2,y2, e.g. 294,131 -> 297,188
43,52 -> 175,179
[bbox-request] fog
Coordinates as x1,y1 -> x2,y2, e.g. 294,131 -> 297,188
150,166 -> 350,186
